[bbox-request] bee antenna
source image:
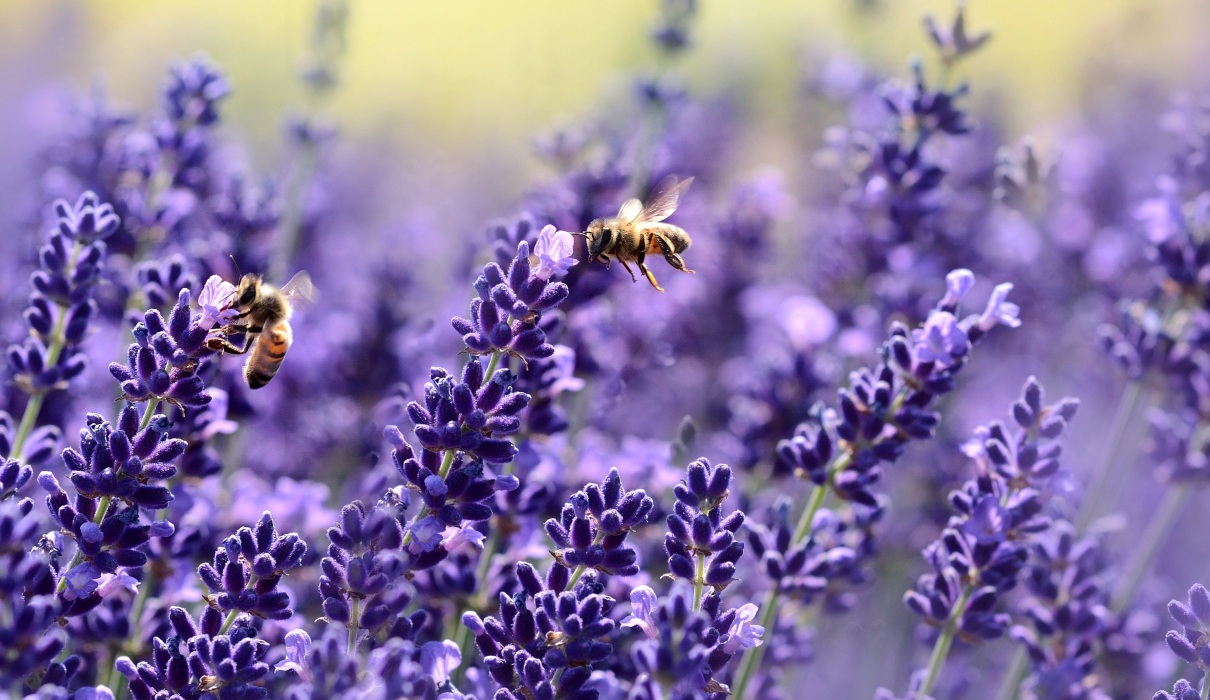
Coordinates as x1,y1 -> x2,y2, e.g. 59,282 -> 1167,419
571,231 -> 589,238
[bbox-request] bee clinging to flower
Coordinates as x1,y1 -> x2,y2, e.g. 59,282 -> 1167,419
207,271 -> 316,389
580,175 -> 696,292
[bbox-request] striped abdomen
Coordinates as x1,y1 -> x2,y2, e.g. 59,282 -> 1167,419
244,322 -> 293,389
641,223 -> 692,254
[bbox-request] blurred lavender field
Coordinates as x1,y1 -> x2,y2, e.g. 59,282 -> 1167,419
5,1 -> 1210,699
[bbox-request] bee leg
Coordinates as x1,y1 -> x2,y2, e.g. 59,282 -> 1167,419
207,332 -> 258,355
637,259 -> 665,292
655,234 -> 695,274
619,259 -> 639,283
598,254 -> 612,270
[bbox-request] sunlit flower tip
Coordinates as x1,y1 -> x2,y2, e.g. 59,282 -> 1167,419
442,523 -> 487,554
977,282 -> 1021,330
532,224 -> 578,280
420,640 -> 462,684
73,688 -> 116,700
620,585 -> 659,639
276,629 -> 314,683
197,275 -> 238,330
941,268 -> 975,306
96,570 -> 140,598
724,603 -> 765,653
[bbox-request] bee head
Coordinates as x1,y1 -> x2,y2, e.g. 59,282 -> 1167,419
582,219 -> 610,260
234,274 -> 263,308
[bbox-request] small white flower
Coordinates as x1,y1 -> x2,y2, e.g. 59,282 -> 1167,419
532,225 -> 578,280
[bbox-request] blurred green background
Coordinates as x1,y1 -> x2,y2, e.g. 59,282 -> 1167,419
0,0 -> 1206,200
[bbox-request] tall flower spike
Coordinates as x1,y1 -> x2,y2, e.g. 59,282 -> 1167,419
545,467 -> 654,577
452,241 -> 569,364
664,458 -> 745,593
8,192 -> 117,396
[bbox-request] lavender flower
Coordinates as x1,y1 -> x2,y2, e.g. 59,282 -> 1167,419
8,192 -> 117,397
197,510 -> 306,621
545,467 -> 654,578
452,241 -> 569,363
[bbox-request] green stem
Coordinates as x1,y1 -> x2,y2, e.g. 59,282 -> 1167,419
139,397 -> 163,432
483,349 -> 503,382
220,608 -> 239,634
992,644 -> 1029,700
348,598 -> 360,654
12,243 -> 84,462
731,482 -> 829,699
1075,380 -> 1142,533
1111,485 -> 1189,613
692,551 -> 706,611
1202,673 -> 1210,700
919,584 -> 974,696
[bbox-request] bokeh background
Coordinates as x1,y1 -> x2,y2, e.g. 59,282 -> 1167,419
3,1 -> 1210,696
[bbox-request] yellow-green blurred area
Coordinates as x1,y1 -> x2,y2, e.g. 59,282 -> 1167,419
1,0 -> 1207,195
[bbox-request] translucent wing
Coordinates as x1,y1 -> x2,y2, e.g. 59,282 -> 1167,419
616,198 -> 644,225
279,271 -> 317,310
636,175 -> 694,224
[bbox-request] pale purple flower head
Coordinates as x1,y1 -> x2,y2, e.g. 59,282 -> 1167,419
420,639 -> 462,685
976,282 -> 1021,331
442,522 -> 487,555
197,274 -> 238,330
723,603 -> 766,653
96,569 -> 140,599
407,515 -> 445,553
940,268 -> 975,307
620,585 -> 659,639
912,311 -> 969,367
64,561 -> 101,600
275,629 -> 313,684
74,688 -> 116,700
532,224 -> 578,280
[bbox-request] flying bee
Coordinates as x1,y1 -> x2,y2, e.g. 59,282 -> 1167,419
208,271 -> 316,389
581,174 -> 695,292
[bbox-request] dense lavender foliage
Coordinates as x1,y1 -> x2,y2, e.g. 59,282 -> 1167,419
3,1 -> 1210,698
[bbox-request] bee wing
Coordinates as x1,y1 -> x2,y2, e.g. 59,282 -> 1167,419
616,197 -> 644,226
635,175 -> 694,224
280,271 -> 318,310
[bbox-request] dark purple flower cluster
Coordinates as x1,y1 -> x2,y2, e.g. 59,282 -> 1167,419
8,192 -> 117,397
38,404 -> 183,613
900,377 -> 1078,695
319,498 -> 429,645
778,270 -> 1020,507
463,563 -> 610,700
1156,583 -> 1210,699
405,360 -> 530,465
0,497 -> 73,692
197,511 -> 306,621
664,459 -> 743,594
453,240 -> 569,364
117,606 -> 268,700
109,284 -> 224,410
1010,524 -> 1111,700
546,467 -> 653,577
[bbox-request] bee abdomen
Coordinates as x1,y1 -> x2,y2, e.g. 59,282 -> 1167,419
645,224 -> 691,253
244,324 -> 292,390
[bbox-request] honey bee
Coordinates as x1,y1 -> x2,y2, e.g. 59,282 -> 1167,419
582,175 -> 696,292
209,271 -> 315,389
